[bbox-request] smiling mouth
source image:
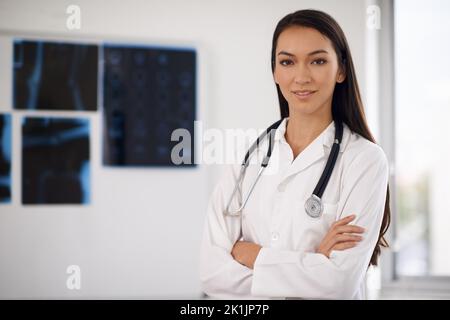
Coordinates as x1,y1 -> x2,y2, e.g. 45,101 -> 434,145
292,90 -> 317,99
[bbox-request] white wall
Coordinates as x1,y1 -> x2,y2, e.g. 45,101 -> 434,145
0,0 -> 369,298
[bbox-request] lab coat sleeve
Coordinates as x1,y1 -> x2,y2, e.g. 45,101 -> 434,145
199,164 -> 254,298
251,144 -> 389,299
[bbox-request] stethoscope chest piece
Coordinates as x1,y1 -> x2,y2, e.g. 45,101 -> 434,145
305,194 -> 323,218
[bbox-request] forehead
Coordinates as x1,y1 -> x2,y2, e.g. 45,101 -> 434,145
276,26 -> 334,56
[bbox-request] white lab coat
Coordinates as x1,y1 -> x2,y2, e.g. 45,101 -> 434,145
199,117 -> 389,299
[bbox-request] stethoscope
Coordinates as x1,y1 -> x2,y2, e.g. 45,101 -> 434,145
224,118 -> 343,218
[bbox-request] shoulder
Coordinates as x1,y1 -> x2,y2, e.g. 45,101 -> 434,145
341,126 -> 388,172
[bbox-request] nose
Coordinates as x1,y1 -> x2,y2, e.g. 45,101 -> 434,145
294,65 -> 312,85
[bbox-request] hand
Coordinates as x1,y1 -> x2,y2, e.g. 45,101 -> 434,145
316,215 -> 365,258
231,241 -> 262,269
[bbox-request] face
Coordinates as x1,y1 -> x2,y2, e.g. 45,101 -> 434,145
273,26 -> 345,117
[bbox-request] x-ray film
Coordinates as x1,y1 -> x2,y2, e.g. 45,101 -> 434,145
13,40 -> 98,111
102,44 -> 196,166
22,117 -> 90,204
0,114 -> 12,203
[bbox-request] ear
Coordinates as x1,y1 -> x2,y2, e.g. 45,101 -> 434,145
273,70 -> 279,84
272,68 -> 279,84
336,67 -> 346,84
272,59 -> 279,84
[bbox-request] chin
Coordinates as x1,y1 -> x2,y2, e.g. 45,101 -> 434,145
288,100 -> 321,116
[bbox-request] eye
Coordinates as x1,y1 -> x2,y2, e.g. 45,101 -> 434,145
279,59 -> 293,66
312,59 -> 327,65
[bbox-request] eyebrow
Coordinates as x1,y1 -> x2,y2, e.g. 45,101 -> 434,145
277,49 -> 329,57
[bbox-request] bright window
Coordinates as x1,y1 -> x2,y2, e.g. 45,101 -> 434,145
394,0 -> 450,276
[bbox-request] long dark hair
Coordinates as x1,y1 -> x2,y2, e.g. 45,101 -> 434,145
270,9 -> 390,267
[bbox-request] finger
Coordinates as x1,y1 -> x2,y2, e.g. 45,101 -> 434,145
335,225 -> 365,234
332,241 -> 359,251
333,215 -> 356,227
329,235 -> 358,248
322,217 -> 354,248
334,234 -> 363,244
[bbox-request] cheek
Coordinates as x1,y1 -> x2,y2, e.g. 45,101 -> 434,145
314,67 -> 338,88
275,69 -> 292,87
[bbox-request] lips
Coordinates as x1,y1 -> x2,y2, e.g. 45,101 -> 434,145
292,90 -> 317,99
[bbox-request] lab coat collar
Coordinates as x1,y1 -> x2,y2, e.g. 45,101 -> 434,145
272,117 -> 350,182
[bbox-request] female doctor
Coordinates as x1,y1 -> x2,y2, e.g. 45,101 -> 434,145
199,9 -> 391,299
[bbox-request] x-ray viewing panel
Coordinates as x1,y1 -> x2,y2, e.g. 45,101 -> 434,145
13,40 -> 98,111
102,44 -> 196,166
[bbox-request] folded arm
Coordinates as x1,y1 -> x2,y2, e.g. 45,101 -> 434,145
199,164 -> 254,298
249,145 -> 389,299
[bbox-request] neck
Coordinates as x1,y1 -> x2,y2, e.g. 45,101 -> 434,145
284,109 -> 333,154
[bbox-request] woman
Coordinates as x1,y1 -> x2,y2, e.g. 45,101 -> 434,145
199,9 -> 390,299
